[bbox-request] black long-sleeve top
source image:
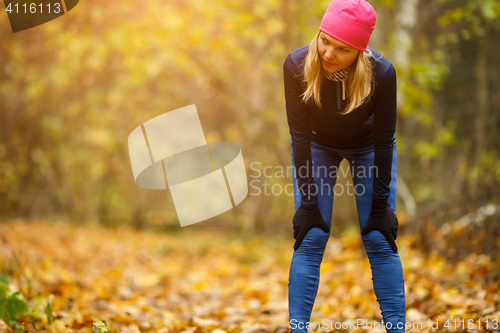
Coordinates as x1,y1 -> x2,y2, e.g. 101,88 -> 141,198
283,45 -> 397,212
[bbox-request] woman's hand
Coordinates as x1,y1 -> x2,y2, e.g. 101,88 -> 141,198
361,204 -> 399,253
293,205 -> 330,250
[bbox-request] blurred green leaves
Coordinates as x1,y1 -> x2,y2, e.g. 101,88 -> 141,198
0,274 -> 33,333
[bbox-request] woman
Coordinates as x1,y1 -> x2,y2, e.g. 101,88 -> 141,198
283,0 -> 406,332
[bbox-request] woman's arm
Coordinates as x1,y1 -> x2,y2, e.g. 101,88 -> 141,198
283,54 -> 318,209
371,63 -> 397,213
362,62 -> 400,253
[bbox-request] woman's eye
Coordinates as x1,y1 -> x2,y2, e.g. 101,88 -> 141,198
321,38 -> 328,43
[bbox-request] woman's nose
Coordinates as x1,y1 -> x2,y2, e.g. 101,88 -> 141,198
325,49 -> 336,60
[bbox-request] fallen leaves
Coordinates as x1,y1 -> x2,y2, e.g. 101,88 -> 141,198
0,320 -> 12,333
0,220 -> 499,333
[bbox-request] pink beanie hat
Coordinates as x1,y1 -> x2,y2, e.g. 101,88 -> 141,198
319,0 -> 377,51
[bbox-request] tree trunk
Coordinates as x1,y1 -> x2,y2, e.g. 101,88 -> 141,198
392,0 -> 420,220
471,27 -> 490,198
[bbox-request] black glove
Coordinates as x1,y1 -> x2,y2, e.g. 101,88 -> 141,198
293,205 -> 330,251
361,202 -> 399,253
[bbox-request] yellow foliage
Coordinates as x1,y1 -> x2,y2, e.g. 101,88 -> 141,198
1,218 -> 499,333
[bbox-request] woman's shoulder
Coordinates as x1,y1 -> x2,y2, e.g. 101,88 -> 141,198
367,46 -> 396,81
284,44 -> 310,73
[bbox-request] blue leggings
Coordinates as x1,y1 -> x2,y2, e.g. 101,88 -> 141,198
289,137 -> 406,332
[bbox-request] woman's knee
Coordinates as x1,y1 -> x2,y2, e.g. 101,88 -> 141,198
300,227 -> 330,251
361,230 -> 392,253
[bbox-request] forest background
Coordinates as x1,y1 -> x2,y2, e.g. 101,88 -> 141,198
1,0 -> 499,256
1,0 -> 500,332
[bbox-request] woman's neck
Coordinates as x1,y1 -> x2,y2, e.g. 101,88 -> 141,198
324,66 -> 352,82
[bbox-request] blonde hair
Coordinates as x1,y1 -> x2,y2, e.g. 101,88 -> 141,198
301,30 -> 376,115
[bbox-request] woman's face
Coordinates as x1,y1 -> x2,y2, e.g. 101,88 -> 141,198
317,31 -> 360,73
